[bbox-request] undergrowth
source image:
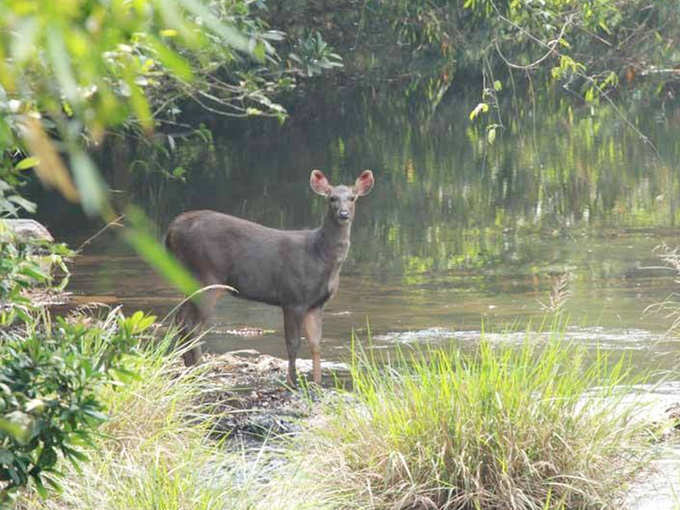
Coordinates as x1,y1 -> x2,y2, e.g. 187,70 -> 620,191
16,327 -> 244,510
16,325 -> 657,510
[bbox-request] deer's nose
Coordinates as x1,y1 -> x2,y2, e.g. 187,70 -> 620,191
338,210 -> 350,220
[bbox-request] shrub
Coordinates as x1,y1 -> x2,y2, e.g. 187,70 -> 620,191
0,309 -> 156,502
17,329 -> 249,510
0,225 -> 71,326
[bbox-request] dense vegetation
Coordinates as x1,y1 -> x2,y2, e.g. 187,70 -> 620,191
258,1 -> 680,122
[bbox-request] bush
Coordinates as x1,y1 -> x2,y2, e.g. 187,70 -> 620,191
0,224 -> 71,327
0,309 -> 156,502
17,328 -> 249,510
294,331 -> 652,509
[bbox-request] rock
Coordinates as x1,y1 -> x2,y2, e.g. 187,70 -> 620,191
199,350 -> 349,444
1,219 -> 54,243
665,402 -> 680,429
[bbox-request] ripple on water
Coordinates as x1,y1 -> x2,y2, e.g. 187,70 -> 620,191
373,326 -> 670,351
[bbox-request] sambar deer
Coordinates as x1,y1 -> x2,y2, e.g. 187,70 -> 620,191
165,169 -> 375,385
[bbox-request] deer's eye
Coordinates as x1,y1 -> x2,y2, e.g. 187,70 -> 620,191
330,196 -> 338,202
350,195 -> 357,202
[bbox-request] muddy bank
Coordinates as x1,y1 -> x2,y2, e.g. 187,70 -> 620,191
199,350 -> 349,444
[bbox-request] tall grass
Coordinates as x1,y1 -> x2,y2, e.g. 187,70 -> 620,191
291,331 -> 653,509
16,332 -> 248,510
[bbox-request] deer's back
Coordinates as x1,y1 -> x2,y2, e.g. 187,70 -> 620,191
166,210 -> 332,307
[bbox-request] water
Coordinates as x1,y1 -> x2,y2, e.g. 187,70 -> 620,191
37,95 -> 680,373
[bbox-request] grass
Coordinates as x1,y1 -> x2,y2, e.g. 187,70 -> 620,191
16,330 -> 245,510
285,329 -> 655,509
16,324 -> 658,510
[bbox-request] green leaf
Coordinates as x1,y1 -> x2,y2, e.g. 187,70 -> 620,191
14,157 -> 39,170
146,36 -> 194,82
7,195 -> 36,213
253,40 -> 266,63
177,0 -> 249,53
33,476 -> 48,498
487,126 -> 496,144
19,266 -> 49,282
69,150 -> 107,216
123,206 -> 199,297
469,102 -> 489,121
0,413 -> 32,444
46,26 -> 79,103
127,78 -> 153,131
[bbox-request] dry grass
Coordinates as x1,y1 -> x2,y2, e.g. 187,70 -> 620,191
538,272 -> 571,313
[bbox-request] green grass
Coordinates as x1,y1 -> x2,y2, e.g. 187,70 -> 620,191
286,330 -> 655,509
17,325 -> 658,510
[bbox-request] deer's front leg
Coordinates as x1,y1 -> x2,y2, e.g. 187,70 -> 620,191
303,307 -> 322,385
283,307 -> 304,387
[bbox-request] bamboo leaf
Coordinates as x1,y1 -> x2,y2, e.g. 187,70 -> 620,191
124,206 -> 199,297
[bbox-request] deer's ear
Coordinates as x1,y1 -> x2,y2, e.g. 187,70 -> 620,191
353,170 -> 374,196
310,170 -> 331,196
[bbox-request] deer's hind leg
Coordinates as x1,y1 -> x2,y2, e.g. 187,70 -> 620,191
177,299 -> 202,366
177,280 -> 225,366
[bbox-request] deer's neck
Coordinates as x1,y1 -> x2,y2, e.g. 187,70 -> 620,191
314,214 -> 351,266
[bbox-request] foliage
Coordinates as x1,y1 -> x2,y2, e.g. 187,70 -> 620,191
289,31 -> 343,78
292,329 -> 652,509
0,228 -> 71,327
17,330 -> 248,510
0,309 -> 156,501
266,0 -> 680,120
0,0 -> 254,213
0,0 -> 345,299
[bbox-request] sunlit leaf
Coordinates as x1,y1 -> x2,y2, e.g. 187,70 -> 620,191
14,156 -> 39,170
0,412 -> 32,444
70,149 -> 107,216
124,206 -> 199,297
487,126 -> 496,144
146,36 -> 194,82
46,25 -> 79,104
126,77 -> 153,132
469,102 -> 489,121
177,0 -> 249,53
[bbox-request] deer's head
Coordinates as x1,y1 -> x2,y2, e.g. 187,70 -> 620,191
310,169 -> 374,225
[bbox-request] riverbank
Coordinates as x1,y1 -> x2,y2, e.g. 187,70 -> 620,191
17,326 -> 680,510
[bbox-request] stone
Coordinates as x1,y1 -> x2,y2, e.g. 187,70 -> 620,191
1,219 -> 54,243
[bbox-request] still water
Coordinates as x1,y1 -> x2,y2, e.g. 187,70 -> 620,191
37,94 -> 680,378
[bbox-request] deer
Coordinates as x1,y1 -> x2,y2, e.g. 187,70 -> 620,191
165,169 -> 375,386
